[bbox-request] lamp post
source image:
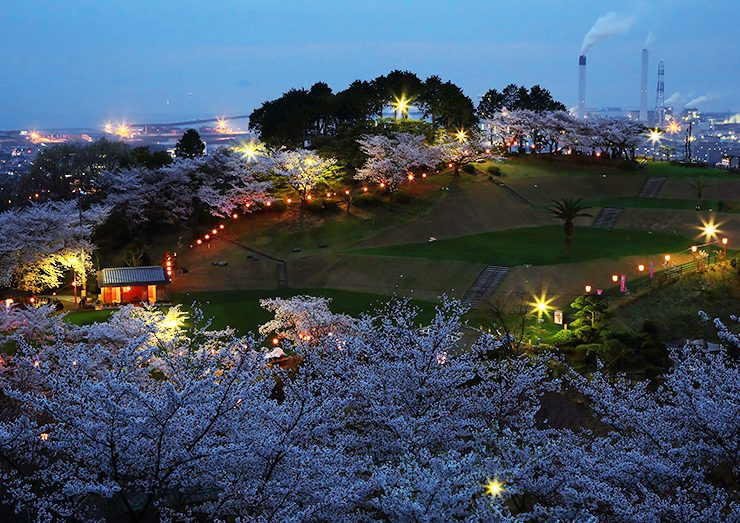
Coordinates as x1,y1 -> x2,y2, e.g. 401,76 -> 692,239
584,285 -> 592,294
77,190 -> 88,305
722,237 -> 728,258
638,264 -> 645,289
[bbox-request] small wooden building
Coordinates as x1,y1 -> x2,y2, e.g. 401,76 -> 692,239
98,266 -> 170,305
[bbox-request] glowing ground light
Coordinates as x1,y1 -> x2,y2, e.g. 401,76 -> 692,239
363,187 -> 368,192
585,285 -> 592,293
272,338 -> 279,345
456,129 -> 467,142
638,264 -> 645,272
612,274 -> 619,283
485,478 -> 504,498
219,224 -> 224,229
531,293 -> 554,318
233,213 -> 238,219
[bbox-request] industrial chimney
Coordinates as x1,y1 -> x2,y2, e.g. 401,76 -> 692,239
578,55 -> 586,118
639,49 -> 649,123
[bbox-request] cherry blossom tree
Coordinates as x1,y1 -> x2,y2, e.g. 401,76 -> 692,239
258,295 -> 355,344
3,296 -> 740,522
272,149 -> 337,205
195,148 -> 273,217
436,129 -> 494,176
355,132 -> 439,193
0,200 -> 110,292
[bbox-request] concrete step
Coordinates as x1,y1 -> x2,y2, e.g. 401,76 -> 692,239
592,207 -> 623,229
277,262 -> 288,287
462,265 -> 510,307
637,176 -> 666,198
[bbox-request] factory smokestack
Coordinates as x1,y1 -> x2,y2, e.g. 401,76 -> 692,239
640,48 -> 649,123
578,55 -> 586,118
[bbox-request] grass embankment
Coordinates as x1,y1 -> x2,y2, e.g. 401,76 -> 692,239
582,197 -> 739,212
608,262 -> 740,342
348,226 -> 690,266
65,289 -> 437,334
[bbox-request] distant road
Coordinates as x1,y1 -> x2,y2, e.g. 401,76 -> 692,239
130,114 -> 251,128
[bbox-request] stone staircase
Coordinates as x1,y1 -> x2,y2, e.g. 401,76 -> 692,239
462,265 -> 510,307
494,181 -> 531,205
592,207 -> 624,229
637,176 -> 666,198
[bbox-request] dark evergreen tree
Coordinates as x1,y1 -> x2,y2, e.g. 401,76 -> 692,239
175,129 -> 206,159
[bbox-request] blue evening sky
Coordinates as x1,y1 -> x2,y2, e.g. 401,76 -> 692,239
1,0 -> 737,129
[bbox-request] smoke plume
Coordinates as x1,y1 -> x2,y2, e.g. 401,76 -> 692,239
665,92 -> 681,106
581,12 -> 635,54
684,94 -> 718,107
645,31 -> 655,47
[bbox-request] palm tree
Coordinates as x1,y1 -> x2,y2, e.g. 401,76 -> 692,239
547,198 -> 592,258
689,178 -> 710,209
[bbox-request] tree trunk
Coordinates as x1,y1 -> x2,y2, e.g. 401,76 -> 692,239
564,221 -> 574,258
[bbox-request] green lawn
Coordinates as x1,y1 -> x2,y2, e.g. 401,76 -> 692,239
347,226 -> 690,266
64,288 -> 437,334
582,197 -> 738,212
171,288 -> 436,334
495,156 -> 738,180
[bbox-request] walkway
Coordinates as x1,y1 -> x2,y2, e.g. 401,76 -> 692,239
637,176 -> 666,198
591,207 -> 623,229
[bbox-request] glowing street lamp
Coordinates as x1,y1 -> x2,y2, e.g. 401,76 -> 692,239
456,129 -> 467,142
722,237 -> 728,257
664,254 -> 671,262
611,274 -> 618,283
584,285 -> 592,293
485,478 -> 504,498
392,95 -> 411,119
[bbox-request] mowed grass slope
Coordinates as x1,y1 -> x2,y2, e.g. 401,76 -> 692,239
348,226 -> 690,266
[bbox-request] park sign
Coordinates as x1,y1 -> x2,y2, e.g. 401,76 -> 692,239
554,310 -> 563,325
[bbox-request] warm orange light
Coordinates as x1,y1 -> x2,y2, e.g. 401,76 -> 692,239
408,173 -> 414,180
40,433 -> 49,441
448,162 -> 454,168
363,187 -> 368,192
585,285 -> 592,293
266,201 -> 272,207
232,213 -> 238,219
166,261 -> 172,266
664,254 -> 671,262
485,148 -> 491,154
205,234 -> 210,240
691,245 -> 697,253
126,286 -> 132,291
612,274 -> 618,283
212,229 -> 218,234
327,192 -> 331,197
722,238 -> 728,245
345,190 -> 350,195
307,195 -> 312,200
219,224 -> 224,229
29,297 -> 35,303
197,239 -> 202,244
272,337 -> 279,345
638,264 -> 645,272
422,173 -> 427,178
379,183 -> 385,188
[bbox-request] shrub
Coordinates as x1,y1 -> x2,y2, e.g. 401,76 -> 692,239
461,163 -> 476,174
617,160 -> 639,171
550,329 -> 579,346
267,200 -> 287,212
307,199 -> 326,213
390,191 -> 411,204
487,165 -> 501,176
355,193 -> 382,207
323,199 -> 340,212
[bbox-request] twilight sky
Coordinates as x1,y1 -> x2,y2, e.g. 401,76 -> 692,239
1,0 -> 738,130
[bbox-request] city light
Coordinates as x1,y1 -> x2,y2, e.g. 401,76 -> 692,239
456,129 -> 467,142
530,293 -> 554,318
647,128 -> 662,145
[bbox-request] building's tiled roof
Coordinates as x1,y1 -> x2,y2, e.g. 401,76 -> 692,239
99,266 -> 169,287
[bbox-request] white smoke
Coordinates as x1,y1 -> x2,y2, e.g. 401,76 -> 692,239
581,12 -> 635,54
684,94 -> 718,107
645,31 -> 655,47
665,92 -> 681,106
